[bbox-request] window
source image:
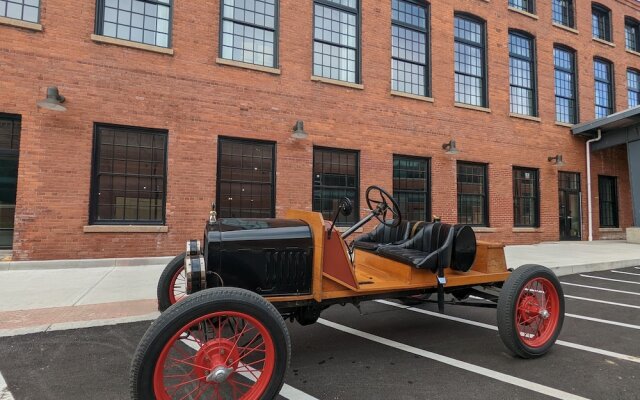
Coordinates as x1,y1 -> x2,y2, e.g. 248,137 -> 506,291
220,0 -> 278,68
217,138 -> 275,218
513,168 -> 539,227
509,31 -> 537,116
393,155 -> 430,221
592,4 -> 611,42
629,69 -> 640,108
454,14 -> 486,107
96,0 -> 172,48
457,162 -> 488,226
554,46 -> 577,124
552,0 -> 574,28
313,0 -> 359,83
626,18 -> 640,52
0,114 -> 20,250
509,0 -> 534,14
0,0 -> 39,23
391,0 -> 429,96
90,124 -> 167,225
598,176 -> 618,228
313,147 -> 359,225
594,58 -> 614,118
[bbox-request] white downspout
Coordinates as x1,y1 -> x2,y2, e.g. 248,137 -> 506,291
586,129 -> 602,241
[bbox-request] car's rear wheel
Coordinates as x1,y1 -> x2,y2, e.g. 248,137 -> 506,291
131,287 -> 290,400
157,252 -> 187,312
497,264 -> 564,358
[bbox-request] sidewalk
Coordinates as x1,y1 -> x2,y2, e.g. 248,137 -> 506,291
2,241 -> 640,336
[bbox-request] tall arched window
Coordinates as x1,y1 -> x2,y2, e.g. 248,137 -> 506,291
454,14 -> 487,107
509,31 -> 537,116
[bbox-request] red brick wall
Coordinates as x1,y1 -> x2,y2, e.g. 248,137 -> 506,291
1,0 -> 638,260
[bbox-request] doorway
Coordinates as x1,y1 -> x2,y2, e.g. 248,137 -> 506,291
558,172 -> 582,241
0,115 -> 20,250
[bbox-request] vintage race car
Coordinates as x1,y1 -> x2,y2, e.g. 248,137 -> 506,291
130,186 -> 565,400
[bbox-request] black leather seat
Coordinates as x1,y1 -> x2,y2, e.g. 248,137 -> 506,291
377,222 -> 455,272
352,220 -> 413,252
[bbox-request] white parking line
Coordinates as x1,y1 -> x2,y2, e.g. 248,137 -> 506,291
182,339 -> 318,400
580,274 -> 640,285
611,270 -> 640,277
565,314 -> 640,330
0,372 -> 15,400
565,295 -> 640,310
375,300 -> 640,364
562,282 -> 640,296
317,318 -> 589,400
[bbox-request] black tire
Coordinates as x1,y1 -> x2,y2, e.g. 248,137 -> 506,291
131,287 -> 291,400
157,252 -> 186,312
497,264 -> 565,359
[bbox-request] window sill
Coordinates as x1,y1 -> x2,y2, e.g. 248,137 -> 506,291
335,226 -> 363,233
552,22 -> 578,35
626,49 -> 640,58
472,227 -> 496,233
507,7 -> 538,20
509,113 -> 541,122
216,58 -> 281,75
454,103 -> 491,113
311,76 -> 364,90
0,16 -> 42,31
83,225 -> 168,233
599,227 -> 622,232
512,227 -> 541,233
592,37 -> 615,48
90,34 -> 174,55
390,90 -> 434,103
555,121 -> 574,128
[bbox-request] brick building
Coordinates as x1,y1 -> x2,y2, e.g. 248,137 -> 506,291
1,0 -> 639,261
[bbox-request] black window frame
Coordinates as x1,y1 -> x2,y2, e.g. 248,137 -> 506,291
95,0 -> 173,48
219,0 -> 279,68
509,0 -> 535,14
626,17 -> 640,52
392,154 -> 431,222
0,113 -> 21,250
553,45 -> 579,124
592,3 -> 612,42
598,175 -> 619,228
509,30 -> 538,117
513,167 -> 540,228
552,0 -> 575,28
0,0 -> 40,23
312,0 -> 361,84
89,123 -> 168,225
457,161 -> 489,227
391,0 -> 431,97
594,57 -> 615,118
628,68 -> 640,109
312,146 -> 360,226
453,13 -> 488,108
216,136 -> 277,219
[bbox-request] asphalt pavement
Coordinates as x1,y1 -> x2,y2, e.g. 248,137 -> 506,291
0,266 -> 639,400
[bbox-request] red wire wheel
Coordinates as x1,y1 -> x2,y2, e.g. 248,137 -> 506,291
131,288 -> 290,400
158,253 -> 188,312
167,266 -> 187,306
497,264 -> 565,358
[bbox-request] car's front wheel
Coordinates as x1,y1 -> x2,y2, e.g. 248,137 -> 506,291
131,287 -> 291,400
497,264 -> 564,358
157,252 -> 187,312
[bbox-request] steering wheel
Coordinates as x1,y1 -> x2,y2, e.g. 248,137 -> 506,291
365,185 -> 402,227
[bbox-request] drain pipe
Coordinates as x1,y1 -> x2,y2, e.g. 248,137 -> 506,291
586,129 -> 602,241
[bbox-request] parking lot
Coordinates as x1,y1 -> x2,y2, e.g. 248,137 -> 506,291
1,266 -> 639,400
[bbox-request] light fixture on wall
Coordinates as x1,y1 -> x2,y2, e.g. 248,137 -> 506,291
442,139 -> 459,155
37,86 -> 67,112
292,120 -> 308,139
548,154 -> 565,167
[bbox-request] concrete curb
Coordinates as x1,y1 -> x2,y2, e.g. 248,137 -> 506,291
546,259 -> 640,277
0,256 -> 173,271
